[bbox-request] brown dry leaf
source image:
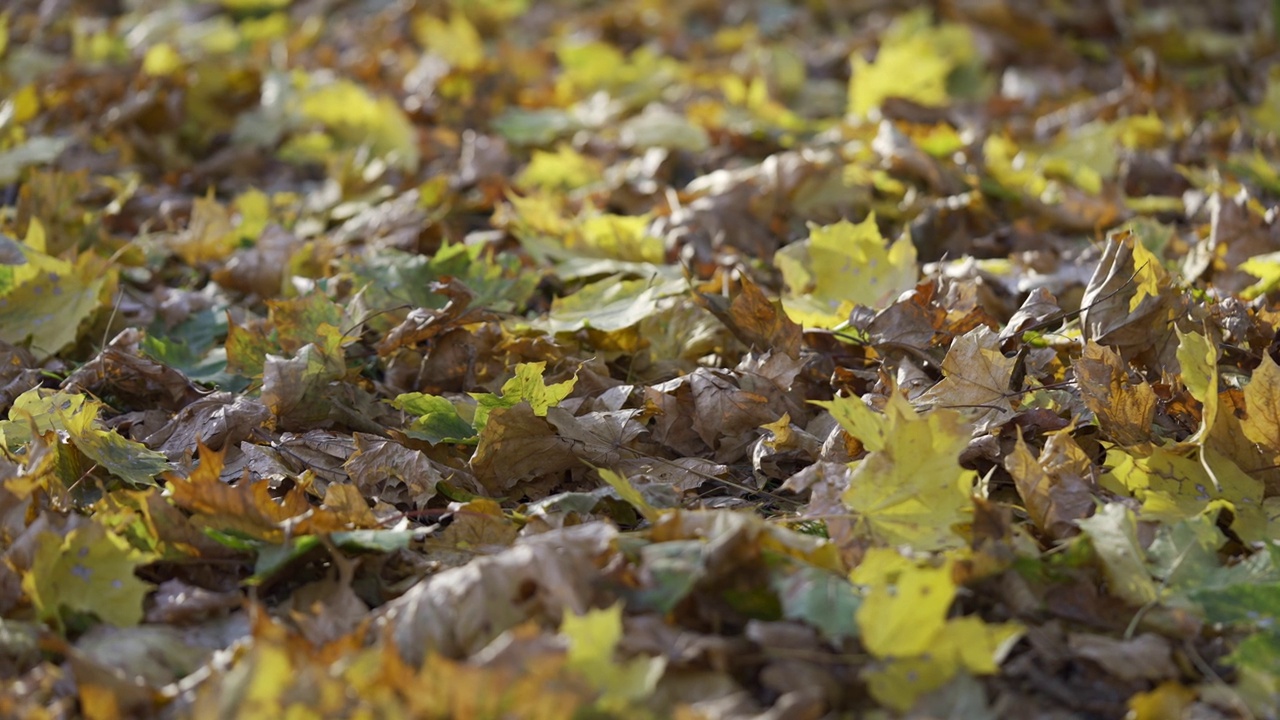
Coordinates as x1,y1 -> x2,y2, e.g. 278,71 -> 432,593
643,384 -> 709,457
688,369 -> 776,456
211,224 -> 304,298
144,392 -> 271,459
546,406 -> 649,467
378,522 -> 616,665
321,483 -> 380,528
863,292 -> 946,348
1004,430 -> 1095,539
1079,229 -> 1180,366
1075,342 -> 1157,447
144,579 -> 242,625
998,287 -> 1062,344
470,403 -> 580,494
344,434 -> 474,507
262,347 -> 348,431
1211,388 -> 1280,496
375,278 -> 490,357
916,326 -> 1020,429
694,275 -> 803,359
166,445 -> 349,542
1067,633 -> 1179,683
428,498 -> 521,567
61,328 -> 205,412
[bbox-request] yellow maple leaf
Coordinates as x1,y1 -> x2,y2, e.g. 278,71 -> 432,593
562,603 -> 666,712
23,521 -> 154,629
1243,351 -> 1280,457
1102,446 -> 1265,542
813,393 -> 888,452
862,616 -> 1023,711
853,550 -> 1023,711
841,392 -> 975,550
855,554 -> 956,658
412,12 -> 484,71
848,10 -> 979,119
296,78 -> 420,172
516,144 -> 603,192
775,214 -> 917,328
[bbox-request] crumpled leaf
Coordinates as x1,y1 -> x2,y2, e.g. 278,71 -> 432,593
1079,228 -> 1179,364
1004,429 -> 1095,539
166,444 -> 348,542
693,274 -> 803,359
1075,342 -> 1157,446
379,522 -> 616,665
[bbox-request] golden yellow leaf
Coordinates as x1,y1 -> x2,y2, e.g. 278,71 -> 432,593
855,554 -> 956,658
775,214 -> 917,328
412,12 -> 484,71
841,392 -> 975,550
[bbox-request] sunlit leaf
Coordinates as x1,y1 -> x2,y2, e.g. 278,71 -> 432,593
841,393 -> 975,550
775,214 -> 917,327
562,602 -> 666,712
848,10 -> 981,118
855,552 -> 956,658
295,77 -> 419,172
516,144 -> 603,192
412,12 -> 484,71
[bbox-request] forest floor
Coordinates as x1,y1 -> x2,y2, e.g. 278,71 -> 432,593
3,0 -> 1280,718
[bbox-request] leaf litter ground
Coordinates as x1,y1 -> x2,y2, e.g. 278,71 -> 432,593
4,0 -> 1280,718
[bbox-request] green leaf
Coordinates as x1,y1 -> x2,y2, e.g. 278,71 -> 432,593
1077,503 -> 1159,606
772,565 -> 861,644
547,273 -> 686,333
392,393 -> 478,444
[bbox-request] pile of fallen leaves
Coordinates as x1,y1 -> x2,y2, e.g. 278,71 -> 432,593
4,0 -> 1280,717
